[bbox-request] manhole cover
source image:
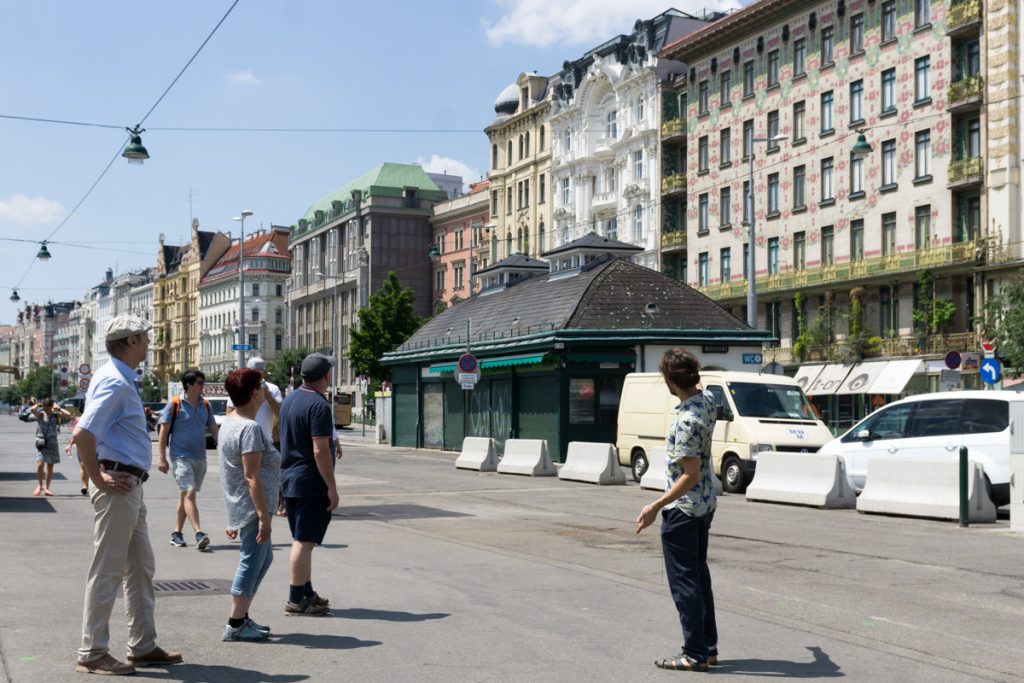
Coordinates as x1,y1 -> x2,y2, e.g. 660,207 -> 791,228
153,579 -> 231,596
335,504 -> 469,521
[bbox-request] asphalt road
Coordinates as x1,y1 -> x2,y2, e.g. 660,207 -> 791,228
0,416 -> 1021,682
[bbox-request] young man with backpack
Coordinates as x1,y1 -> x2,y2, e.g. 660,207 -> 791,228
157,370 -> 219,550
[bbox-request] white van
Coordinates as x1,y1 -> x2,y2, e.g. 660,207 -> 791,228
616,371 -> 833,491
817,391 -> 1022,506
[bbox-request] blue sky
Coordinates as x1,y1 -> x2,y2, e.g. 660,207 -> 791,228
0,0 -> 735,325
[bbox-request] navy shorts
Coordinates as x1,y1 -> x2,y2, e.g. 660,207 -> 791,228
285,495 -> 332,545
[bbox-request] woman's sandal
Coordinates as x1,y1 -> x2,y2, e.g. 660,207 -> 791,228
654,654 -> 709,672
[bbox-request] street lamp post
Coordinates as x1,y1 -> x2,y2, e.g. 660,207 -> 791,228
746,134 -> 789,329
233,210 -> 253,368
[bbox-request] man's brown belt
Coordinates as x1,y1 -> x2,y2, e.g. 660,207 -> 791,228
98,459 -> 149,482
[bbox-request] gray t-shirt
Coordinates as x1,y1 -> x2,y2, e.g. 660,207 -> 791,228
218,416 -> 281,531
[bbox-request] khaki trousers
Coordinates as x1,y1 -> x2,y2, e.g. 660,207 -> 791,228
77,479 -> 157,662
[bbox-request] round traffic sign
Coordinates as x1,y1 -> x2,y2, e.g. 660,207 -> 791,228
980,358 -> 1002,385
78,378 -> 90,390
457,353 -> 478,373
79,363 -> 91,376
944,351 -> 961,370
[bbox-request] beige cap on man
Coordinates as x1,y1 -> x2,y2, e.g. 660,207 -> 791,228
105,314 -> 152,341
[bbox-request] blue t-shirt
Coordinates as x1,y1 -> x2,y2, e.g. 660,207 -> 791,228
158,397 -> 216,460
279,386 -> 336,498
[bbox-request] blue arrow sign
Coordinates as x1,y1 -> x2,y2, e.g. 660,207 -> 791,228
980,357 -> 1002,385
232,344 -> 253,351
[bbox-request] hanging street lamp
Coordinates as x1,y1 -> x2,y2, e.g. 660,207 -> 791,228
36,241 -> 51,261
122,126 -> 150,164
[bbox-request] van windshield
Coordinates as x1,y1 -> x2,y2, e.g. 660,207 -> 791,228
727,382 -> 817,420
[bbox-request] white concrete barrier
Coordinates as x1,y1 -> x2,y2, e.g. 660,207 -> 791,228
856,458 -> 996,523
745,452 -> 856,509
454,437 -> 498,472
558,442 -> 626,485
497,439 -> 557,477
640,446 -> 724,496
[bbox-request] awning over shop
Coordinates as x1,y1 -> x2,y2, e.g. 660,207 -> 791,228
806,364 -> 854,395
481,354 -> 547,369
836,361 -> 890,395
867,359 -> 923,394
427,364 -> 456,374
793,364 -> 826,393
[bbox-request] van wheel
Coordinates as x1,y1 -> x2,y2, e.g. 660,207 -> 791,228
631,449 -> 649,482
721,456 -> 746,493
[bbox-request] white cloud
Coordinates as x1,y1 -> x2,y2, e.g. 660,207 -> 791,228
225,69 -> 262,86
415,155 -> 482,192
0,194 -> 64,225
483,0 -> 741,48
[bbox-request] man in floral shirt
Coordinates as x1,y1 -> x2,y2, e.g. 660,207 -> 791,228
636,348 -> 719,672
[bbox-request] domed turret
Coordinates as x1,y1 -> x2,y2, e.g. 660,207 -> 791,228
493,83 -> 520,118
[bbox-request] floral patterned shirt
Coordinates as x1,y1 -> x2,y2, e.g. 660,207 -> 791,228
664,389 -> 717,517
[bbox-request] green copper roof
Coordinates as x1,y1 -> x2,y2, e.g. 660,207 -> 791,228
300,163 -> 447,222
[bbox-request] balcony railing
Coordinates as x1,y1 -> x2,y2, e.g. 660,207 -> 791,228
947,0 -> 981,33
661,173 -> 687,194
948,156 -> 983,185
948,75 -> 983,106
661,231 -> 686,250
661,118 -> 685,138
774,332 -> 979,364
698,242 -> 980,299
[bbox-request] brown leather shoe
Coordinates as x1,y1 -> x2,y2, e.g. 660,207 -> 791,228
708,655 -> 719,666
126,646 -> 182,667
75,653 -> 136,675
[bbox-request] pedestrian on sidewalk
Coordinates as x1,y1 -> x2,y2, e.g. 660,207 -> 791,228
30,397 -> 72,496
226,357 -> 284,515
219,367 -> 281,642
278,352 -> 341,616
635,348 -> 719,673
157,370 -> 218,550
73,314 -> 182,676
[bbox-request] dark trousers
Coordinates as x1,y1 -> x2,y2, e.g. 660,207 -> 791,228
660,507 -> 718,662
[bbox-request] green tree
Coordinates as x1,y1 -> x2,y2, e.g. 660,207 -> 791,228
982,275 -> 1024,376
912,269 -> 956,338
140,375 -> 165,403
18,365 -> 56,399
348,271 -> 422,384
266,347 -> 311,393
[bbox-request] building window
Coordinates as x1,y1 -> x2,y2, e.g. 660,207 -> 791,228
767,110 -> 780,150
793,39 -> 806,76
915,129 -> 931,179
915,56 -> 930,103
698,80 -> 709,115
966,117 -> 981,157
720,70 -> 731,106
506,188 -> 512,215
720,128 -> 731,165
915,0 -> 931,26
491,190 -> 499,216
539,174 -> 546,204
767,237 -> 779,275
698,252 -> 709,286
720,186 -> 731,226
882,0 -> 896,41
821,226 -> 835,265
767,173 -> 779,215
850,80 -> 863,123
956,196 -> 981,242
561,177 -> 571,205
882,213 -> 897,255
606,217 -> 617,240
850,13 -> 864,53
507,140 -> 513,165
434,269 -> 444,293
742,119 -> 753,158
455,229 -> 465,251
275,334 -> 283,351
633,150 -> 644,180
793,165 -> 806,208
563,127 -> 571,152
959,40 -> 981,78
766,301 -> 782,338
821,157 -> 834,201
915,205 -> 932,248
538,222 -> 546,251
606,110 -> 617,140
743,61 -> 754,96
820,91 -> 833,133
721,247 -> 731,282
699,194 -> 709,232
882,139 -> 896,187
821,26 -> 834,64
850,154 -> 864,195
793,101 -> 805,141
251,308 -> 259,323
454,263 -> 464,289
539,125 -> 545,150
851,220 -> 864,261
275,284 -> 283,297
248,333 -> 258,350
881,68 -> 896,113
491,144 -> 499,170
742,180 -> 751,223
698,136 -> 709,173
275,308 -> 283,324
767,50 -> 779,86
636,94 -> 645,121
633,205 -> 644,240
252,283 -> 260,296
794,231 -> 806,271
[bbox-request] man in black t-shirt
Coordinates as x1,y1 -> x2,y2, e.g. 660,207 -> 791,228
279,352 -> 340,616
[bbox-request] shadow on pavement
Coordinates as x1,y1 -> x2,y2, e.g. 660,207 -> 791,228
0,498 -> 57,513
0,471 -> 68,480
271,633 -> 382,651
332,607 -> 449,622
134,664 -> 309,682
201,543 -> 347,552
713,646 -> 843,678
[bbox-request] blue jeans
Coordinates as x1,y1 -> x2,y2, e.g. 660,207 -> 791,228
660,507 -> 718,662
231,518 -> 273,597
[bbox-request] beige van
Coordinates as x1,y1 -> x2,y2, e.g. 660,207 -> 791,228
616,371 -> 833,492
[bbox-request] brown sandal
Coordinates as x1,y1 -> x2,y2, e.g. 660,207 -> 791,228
655,654 -> 709,672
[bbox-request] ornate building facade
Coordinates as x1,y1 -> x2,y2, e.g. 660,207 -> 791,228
430,180 -> 490,309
